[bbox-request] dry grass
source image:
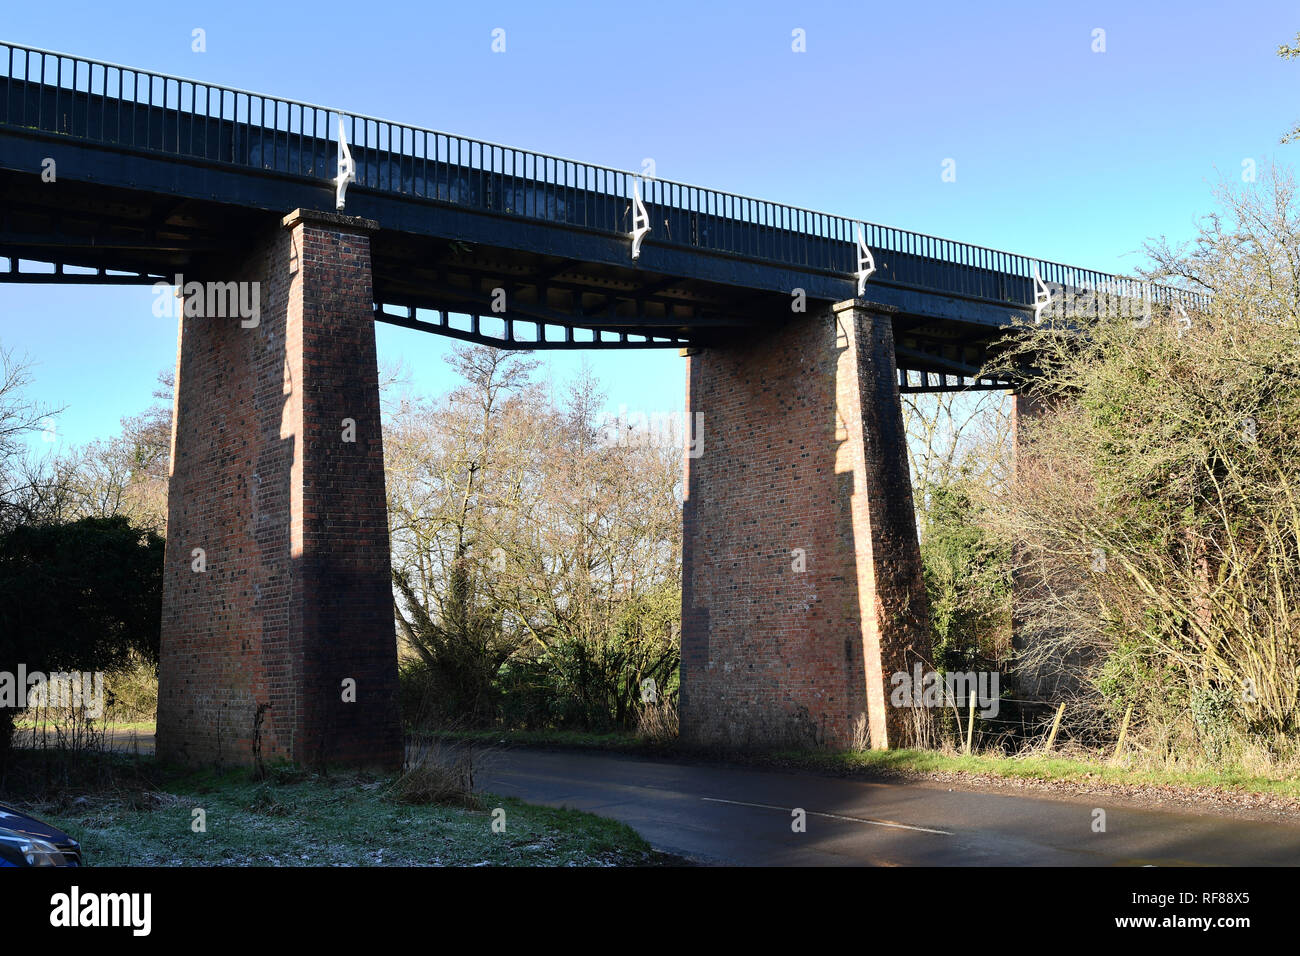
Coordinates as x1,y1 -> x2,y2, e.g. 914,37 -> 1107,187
635,700 -> 679,744
386,740 -> 480,809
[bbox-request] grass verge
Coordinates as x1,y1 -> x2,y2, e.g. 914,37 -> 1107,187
5,750 -> 663,866
770,748 -> 1300,800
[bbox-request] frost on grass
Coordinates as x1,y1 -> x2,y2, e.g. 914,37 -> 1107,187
34,765 -> 653,867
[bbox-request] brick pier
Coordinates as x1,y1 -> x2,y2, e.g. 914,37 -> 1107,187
157,209 -> 402,769
680,299 -> 931,750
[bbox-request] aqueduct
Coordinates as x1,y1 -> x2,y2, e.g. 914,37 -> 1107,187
0,42 -> 1198,765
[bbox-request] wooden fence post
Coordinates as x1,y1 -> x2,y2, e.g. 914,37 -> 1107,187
1045,702 -> 1066,752
1112,703 -> 1134,762
965,693 -> 977,755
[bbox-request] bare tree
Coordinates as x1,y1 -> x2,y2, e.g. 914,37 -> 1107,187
0,346 -> 62,531
902,389 -> 1014,506
384,347 -> 682,729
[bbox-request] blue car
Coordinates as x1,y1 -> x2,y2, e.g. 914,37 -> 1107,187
0,804 -> 82,867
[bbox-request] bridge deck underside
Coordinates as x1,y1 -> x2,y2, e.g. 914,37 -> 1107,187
0,165 -> 1017,383
0,71 -> 1047,383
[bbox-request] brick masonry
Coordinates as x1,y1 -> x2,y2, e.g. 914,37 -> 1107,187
680,299 -> 932,750
157,209 -> 402,769
1010,388 -> 1049,482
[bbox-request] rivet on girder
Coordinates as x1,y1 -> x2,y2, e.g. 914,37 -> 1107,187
855,225 -> 876,296
630,180 -> 651,260
1033,264 -> 1051,324
335,117 -> 357,211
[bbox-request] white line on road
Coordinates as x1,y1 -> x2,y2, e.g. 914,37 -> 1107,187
701,797 -> 953,835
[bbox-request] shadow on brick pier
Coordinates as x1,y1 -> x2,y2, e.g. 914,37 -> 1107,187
680,300 -> 931,751
157,210 -> 401,771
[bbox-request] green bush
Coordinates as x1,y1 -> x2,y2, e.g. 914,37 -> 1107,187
397,587 -> 680,735
0,515 -> 163,765
918,478 -> 1012,673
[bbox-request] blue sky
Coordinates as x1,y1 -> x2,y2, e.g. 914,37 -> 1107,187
2,0 -> 1298,449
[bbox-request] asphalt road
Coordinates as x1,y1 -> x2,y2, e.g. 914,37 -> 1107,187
87,732 -> 1300,865
472,748 -> 1300,866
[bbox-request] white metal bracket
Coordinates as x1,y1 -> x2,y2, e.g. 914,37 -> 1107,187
1033,264 -> 1051,324
855,225 -> 876,296
335,117 -> 356,211
630,179 -> 650,260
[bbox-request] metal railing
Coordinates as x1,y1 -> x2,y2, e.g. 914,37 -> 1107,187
0,40 -> 1203,312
